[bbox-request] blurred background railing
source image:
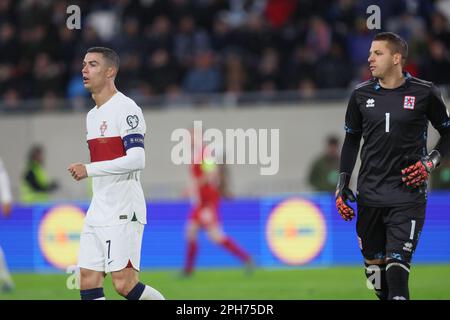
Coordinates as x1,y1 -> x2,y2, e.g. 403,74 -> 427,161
1,85 -> 449,113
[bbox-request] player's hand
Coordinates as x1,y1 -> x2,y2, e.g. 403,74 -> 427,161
1,202 -> 12,217
68,163 -> 88,181
335,172 -> 356,221
401,150 -> 441,188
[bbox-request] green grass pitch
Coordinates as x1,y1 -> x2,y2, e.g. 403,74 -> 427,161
1,264 -> 449,300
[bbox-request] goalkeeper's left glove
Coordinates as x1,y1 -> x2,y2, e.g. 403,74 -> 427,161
401,150 -> 441,188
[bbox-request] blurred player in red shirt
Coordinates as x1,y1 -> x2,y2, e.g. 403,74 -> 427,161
182,137 -> 253,276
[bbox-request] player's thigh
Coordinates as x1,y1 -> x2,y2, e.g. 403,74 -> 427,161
96,221 -> 145,274
78,223 -> 107,273
356,205 -> 387,260
206,223 -> 225,243
78,224 -> 106,289
384,203 -> 425,263
198,204 -> 219,227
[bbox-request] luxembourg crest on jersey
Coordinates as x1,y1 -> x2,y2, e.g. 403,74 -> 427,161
403,96 -> 415,110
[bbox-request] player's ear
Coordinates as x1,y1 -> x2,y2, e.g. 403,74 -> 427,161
106,66 -> 116,79
393,52 -> 402,66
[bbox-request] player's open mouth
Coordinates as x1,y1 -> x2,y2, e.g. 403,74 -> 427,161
369,66 -> 376,71
83,77 -> 89,83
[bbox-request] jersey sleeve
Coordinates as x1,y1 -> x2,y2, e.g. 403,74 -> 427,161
119,103 -> 146,151
426,84 -> 450,135
344,90 -> 362,134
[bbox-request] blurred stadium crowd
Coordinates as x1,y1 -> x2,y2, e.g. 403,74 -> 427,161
0,0 -> 450,111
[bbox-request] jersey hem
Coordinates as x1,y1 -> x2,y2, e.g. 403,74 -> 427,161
356,199 -> 426,208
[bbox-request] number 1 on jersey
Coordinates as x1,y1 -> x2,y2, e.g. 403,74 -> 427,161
385,113 -> 390,133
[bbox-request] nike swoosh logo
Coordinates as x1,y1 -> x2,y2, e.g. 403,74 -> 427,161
108,260 -> 114,265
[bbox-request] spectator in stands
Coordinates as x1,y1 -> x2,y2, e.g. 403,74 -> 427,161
224,52 -> 248,93
0,0 -> 449,109
142,15 -> 173,53
210,15 -> 233,53
41,91 -> 62,112
116,51 -> 142,93
256,47 -> 281,90
421,39 -> 450,85
141,49 -> 180,95
430,12 -> 450,48
346,16 -> 374,66
264,0 -> 297,29
315,41 -> 352,89
173,15 -> 210,69
1,88 -> 20,111
308,135 -> 340,192
285,45 -> 317,90
20,145 -> 59,204
110,16 -> 142,56
182,50 -> 222,94
298,78 -> 317,99
305,16 -> 332,57
32,52 -> 64,98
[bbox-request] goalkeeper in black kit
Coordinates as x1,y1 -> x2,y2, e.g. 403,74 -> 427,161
335,32 -> 450,300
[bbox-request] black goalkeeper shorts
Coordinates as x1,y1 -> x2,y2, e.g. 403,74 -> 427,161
356,203 -> 426,263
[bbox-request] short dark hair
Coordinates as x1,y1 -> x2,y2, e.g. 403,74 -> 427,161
373,32 -> 408,65
327,135 -> 339,146
28,144 -> 43,162
86,47 -> 120,71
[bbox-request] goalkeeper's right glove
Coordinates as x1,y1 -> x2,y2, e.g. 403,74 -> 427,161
335,172 -> 356,221
401,150 -> 441,188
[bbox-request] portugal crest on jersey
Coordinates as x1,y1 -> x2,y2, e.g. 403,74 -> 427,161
403,96 -> 416,110
100,121 -> 108,136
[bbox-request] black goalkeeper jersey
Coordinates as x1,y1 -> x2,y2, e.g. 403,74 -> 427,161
345,73 -> 450,206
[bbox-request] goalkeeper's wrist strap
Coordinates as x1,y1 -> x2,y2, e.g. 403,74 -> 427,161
427,150 -> 441,170
337,172 -> 351,189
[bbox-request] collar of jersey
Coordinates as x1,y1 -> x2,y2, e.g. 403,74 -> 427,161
95,91 -> 120,110
373,71 -> 412,91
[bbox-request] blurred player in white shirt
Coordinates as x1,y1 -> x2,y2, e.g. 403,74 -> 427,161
68,47 -> 164,300
0,157 -> 14,293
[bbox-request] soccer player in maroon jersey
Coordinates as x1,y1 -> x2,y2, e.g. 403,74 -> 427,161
182,137 -> 253,277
